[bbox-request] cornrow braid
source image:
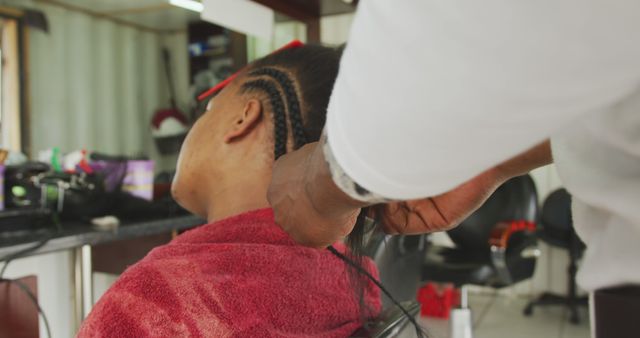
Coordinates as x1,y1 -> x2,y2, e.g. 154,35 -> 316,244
249,67 -> 308,149
241,79 -> 288,160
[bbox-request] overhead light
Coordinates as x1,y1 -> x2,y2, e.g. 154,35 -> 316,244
341,0 -> 354,4
169,0 -> 204,13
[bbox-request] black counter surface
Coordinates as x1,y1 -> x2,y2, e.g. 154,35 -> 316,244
0,215 -> 205,259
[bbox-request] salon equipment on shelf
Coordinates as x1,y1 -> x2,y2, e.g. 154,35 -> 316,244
4,161 -> 109,219
2,159 -> 183,230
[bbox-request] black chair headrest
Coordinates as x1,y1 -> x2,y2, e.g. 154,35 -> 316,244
539,188 -> 574,243
446,175 -> 539,251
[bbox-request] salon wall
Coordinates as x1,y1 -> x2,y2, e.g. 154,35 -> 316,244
3,3 -> 189,338
28,2 -> 190,171
247,21 -> 307,62
320,13 -> 355,46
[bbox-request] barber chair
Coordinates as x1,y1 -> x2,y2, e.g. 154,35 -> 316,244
421,174 -> 539,287
523,188 -> 588,324
420,175 -> 540,337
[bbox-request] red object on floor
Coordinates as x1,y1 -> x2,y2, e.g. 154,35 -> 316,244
417,282 -> 460,319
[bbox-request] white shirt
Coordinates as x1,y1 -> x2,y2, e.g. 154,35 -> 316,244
552,96 -> 640,291
326,0 -> 640,291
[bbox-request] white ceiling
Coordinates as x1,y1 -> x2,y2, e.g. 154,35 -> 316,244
54,0 -> 172,13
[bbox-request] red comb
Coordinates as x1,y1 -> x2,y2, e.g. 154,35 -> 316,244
197,39 -> 305,101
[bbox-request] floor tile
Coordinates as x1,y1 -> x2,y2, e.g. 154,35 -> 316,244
397,292 -> 591,338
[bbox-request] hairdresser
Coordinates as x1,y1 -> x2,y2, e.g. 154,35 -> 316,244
268,1 -> 639,337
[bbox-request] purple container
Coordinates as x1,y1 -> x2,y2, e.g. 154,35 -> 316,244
91,160 -> 155,201
121,160 -> 154,201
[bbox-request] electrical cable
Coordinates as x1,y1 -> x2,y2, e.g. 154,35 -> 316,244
0,211 -> 62,338
0,234 -> 52,279
327,245 -> 428,338
0,213 -> 62,279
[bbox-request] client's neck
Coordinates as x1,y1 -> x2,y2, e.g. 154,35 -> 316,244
205,170 -> 271,223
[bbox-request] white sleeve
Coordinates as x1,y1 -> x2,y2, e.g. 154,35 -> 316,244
326,0 -> 640,200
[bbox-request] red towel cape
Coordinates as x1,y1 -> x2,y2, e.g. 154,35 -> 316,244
77,208 -> 381,337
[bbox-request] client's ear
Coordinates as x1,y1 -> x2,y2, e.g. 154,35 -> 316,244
223,99 -> 263,143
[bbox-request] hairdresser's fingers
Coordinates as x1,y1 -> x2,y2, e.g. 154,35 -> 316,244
406,198 -> 456,232
379,199 -> 451,234
378,169 -> 503,234
377,202 -> 410,234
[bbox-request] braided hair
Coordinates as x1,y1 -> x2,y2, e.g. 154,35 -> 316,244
248,68 -> 307,149
241,79 -> 289,159
236,45 -> 427,337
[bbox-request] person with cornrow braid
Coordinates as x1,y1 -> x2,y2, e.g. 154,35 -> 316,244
77,45 -> 398,338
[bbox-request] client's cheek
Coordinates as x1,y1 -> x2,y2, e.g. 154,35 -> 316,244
171,172 -> 198,215
170,172 -> 185,205
174,123 -> 204,184
172,149 -> 195,208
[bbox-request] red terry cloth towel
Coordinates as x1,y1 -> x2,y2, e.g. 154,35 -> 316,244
77,208 -> 381,338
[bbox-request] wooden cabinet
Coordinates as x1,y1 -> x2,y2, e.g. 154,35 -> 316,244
0,276 -> 39,338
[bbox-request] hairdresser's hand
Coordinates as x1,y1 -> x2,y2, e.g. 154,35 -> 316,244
372,140 -> 553,234
372,169 -> 504,234
268,140 -> 366,249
